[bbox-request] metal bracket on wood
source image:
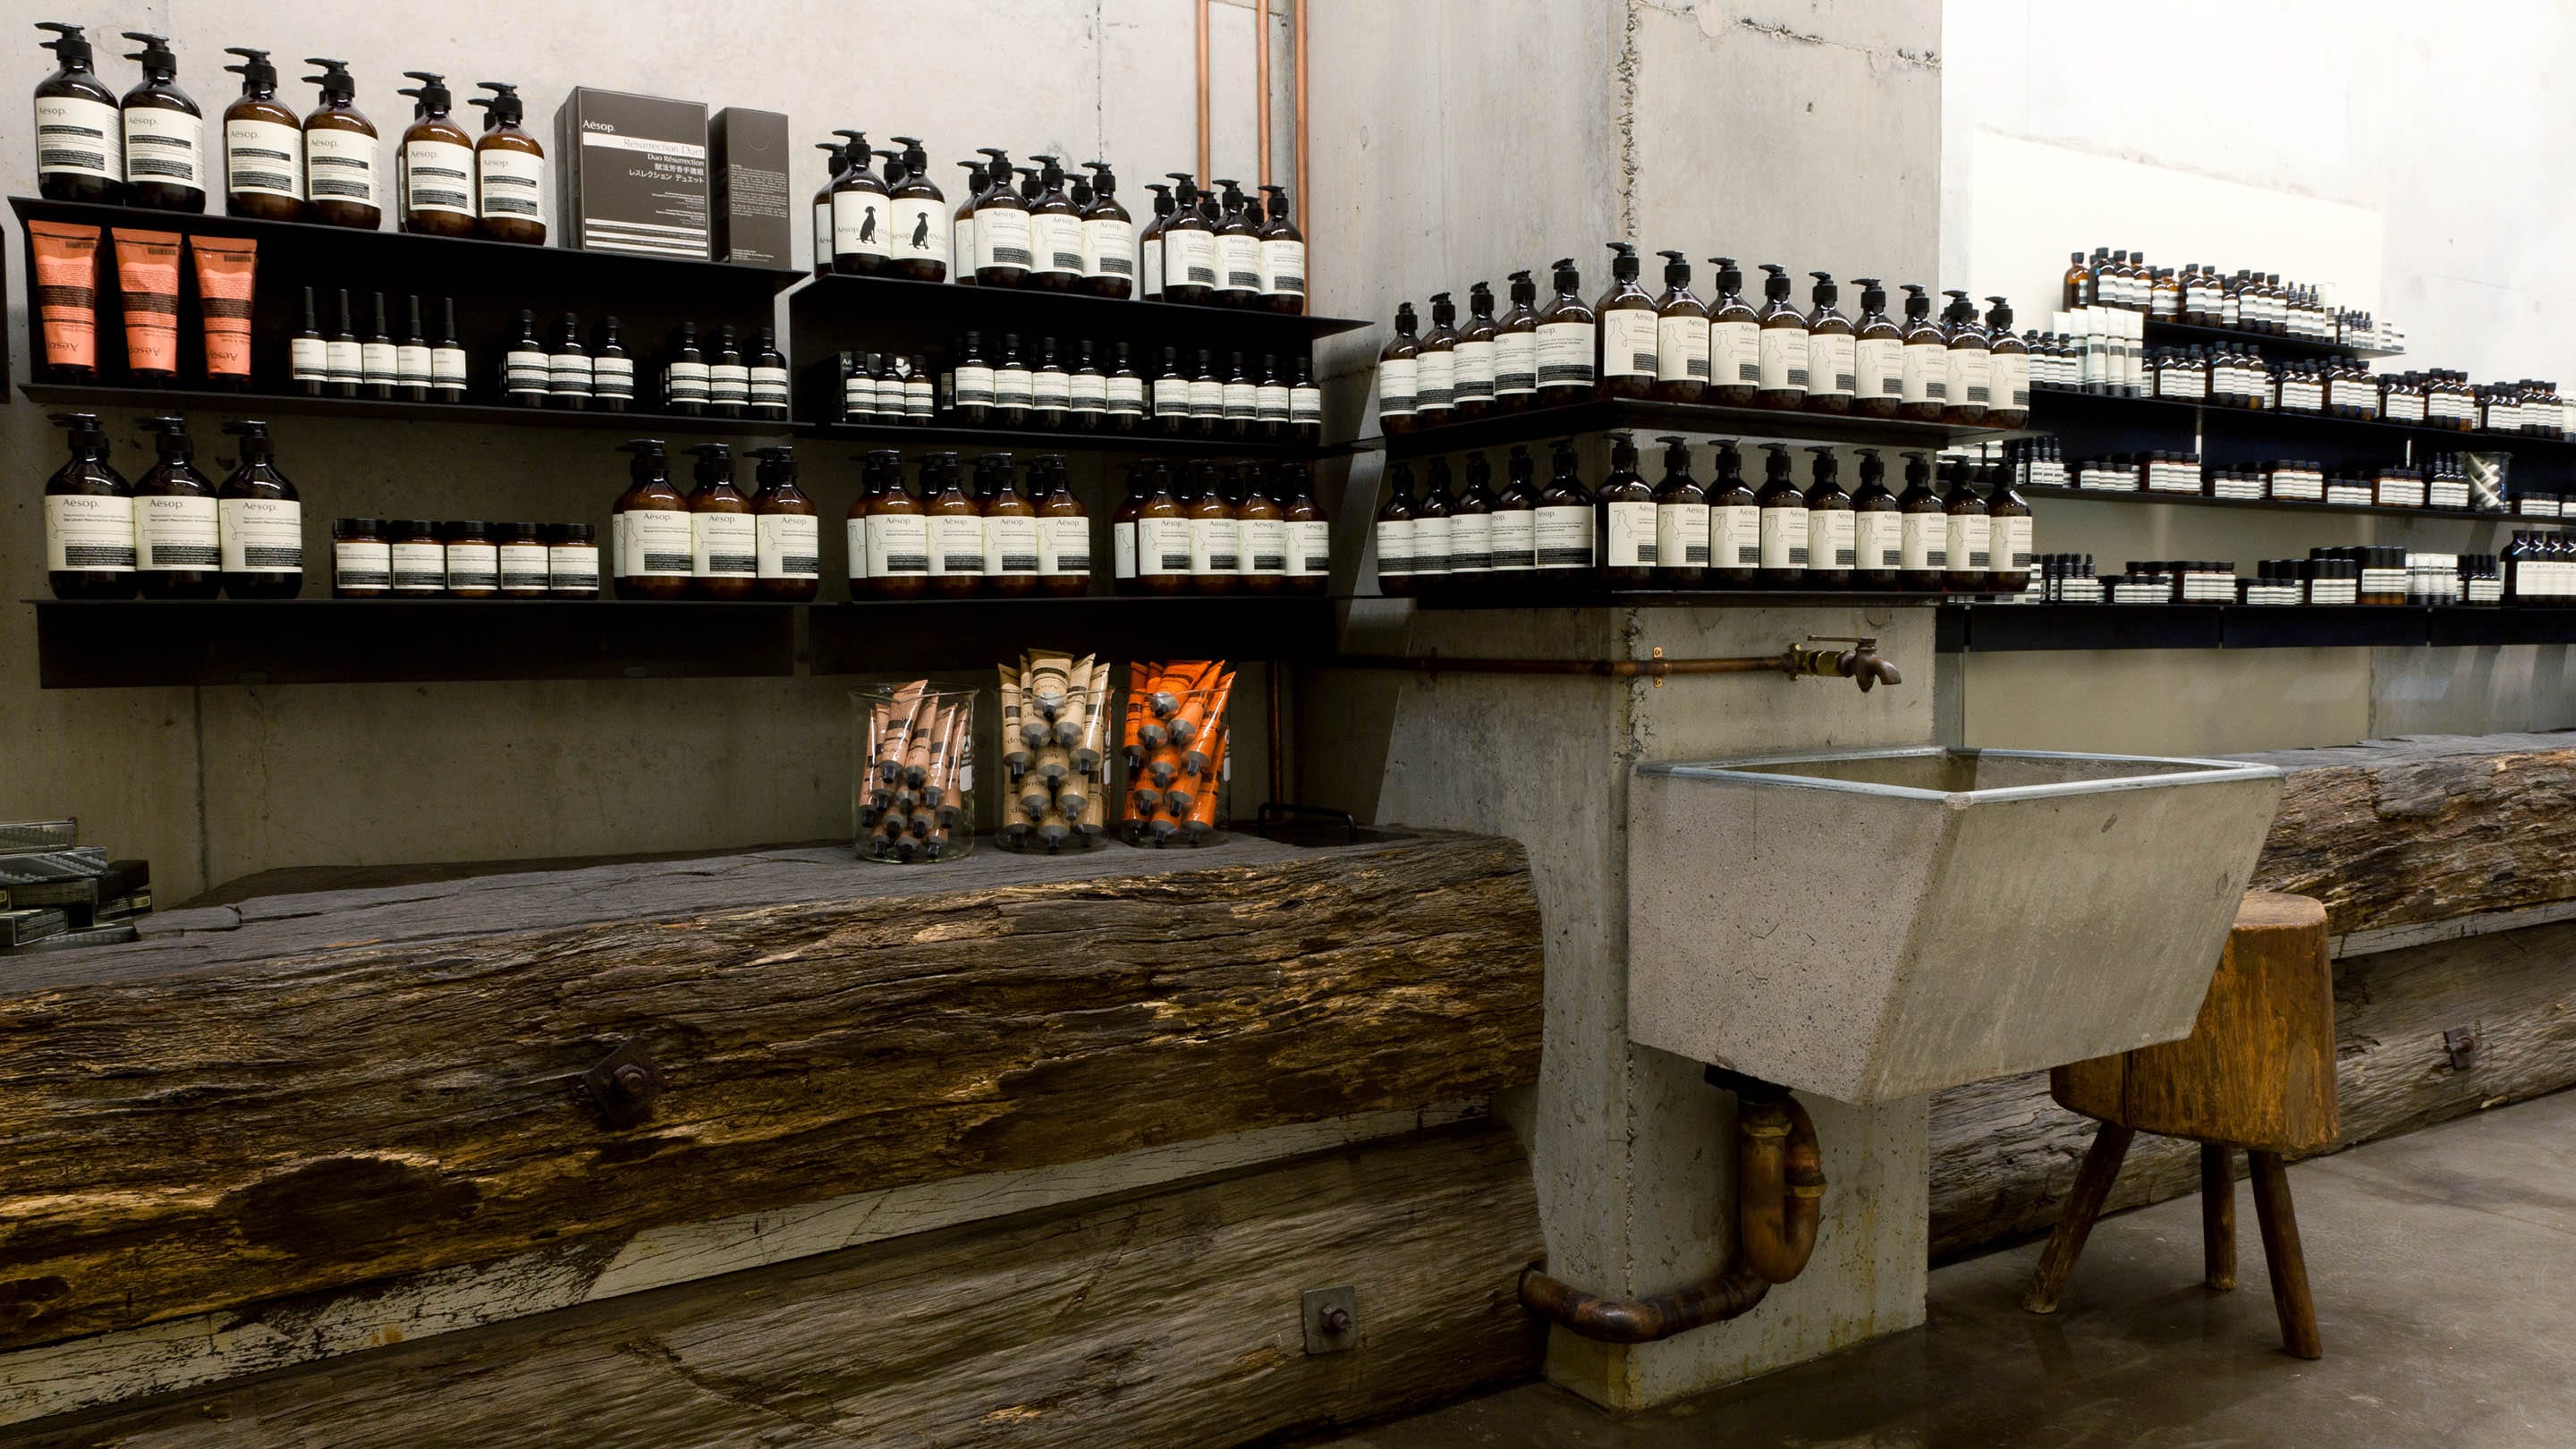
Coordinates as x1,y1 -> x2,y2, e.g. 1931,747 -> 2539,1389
1301,1284 -> 1357,1354
2444,1027 -> 2480,1071
577,1041 -> 666,1129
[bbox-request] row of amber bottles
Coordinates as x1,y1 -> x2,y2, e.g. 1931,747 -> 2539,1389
1376,247 -> 2028,432
1374,436 -> 2029,596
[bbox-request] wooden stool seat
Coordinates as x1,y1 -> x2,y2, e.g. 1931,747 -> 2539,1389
2021,891 -> 2335,1359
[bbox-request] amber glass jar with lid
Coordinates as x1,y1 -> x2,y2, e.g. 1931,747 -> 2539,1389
331,516 -> 389,597
549,522 -> 600,597
389,517 -> 445,595
442,519 -> 498,597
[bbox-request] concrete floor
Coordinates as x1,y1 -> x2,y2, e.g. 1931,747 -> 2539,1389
1323,1089 -> 2576,1448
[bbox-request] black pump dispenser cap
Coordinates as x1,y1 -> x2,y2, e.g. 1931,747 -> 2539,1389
1758,441 -> 1792,476
47,411 -> 105,448
301,58 -> 354,101
1394,301 -> 1418,334
1258,182 -> 1288,217
1606,242 -> 1640,280
1985,295 -> 2013,328
1941,288 -> 1972,319
1854,446 -> 1884,484
1707,257 -> 1744,294
1809,271 -> 1839,306
139,416 -> 190,455
222,46 -> 276,89
1657,250 -> 1690,286
1805,445 -> 1838,480
119,30 -> 174,74
1508,269 -> 1537,304
1900,284 -> 1930,317
1430,292 -> 1455,326
35,23 -> 96,70
1469,280 -> 1496,315
1144,182 -> 1174,214
1012,166 -> 1039,198
1855,277 -> 1886,312
469,80 -> 522,126
1550,437 -> 1580,473
891,135 -> 929,173
1758,264 -> 1792,300
1165,172 -> 1199,205
1607,430 -> 1640,468
1710,438 -> 1742,474
688,442 -> 733,479
1552,257 -> 1581,292
1084,158 -> 1118,193
1657,434 -> 1691,473
221,419 -> 275,458
397,71 -> 452,114
1213,176 -> 1246,209
1035,154 -> 1068,190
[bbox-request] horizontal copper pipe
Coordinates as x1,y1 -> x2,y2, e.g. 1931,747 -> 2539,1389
1331,655 -> 1784,679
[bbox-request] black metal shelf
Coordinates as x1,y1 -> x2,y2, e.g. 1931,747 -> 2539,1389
1373,397 -> 2006,460
28,594 -> 1341,689
787,272 -> 1369,347
2019,482 -> 2505,525
18,384 -> 795,437
2026,384 -> 2575,494
1394,587 -> 1951,611
1937,602 -> 2574,654
2140,318 -> 2402,360
791,417 -> 1319,459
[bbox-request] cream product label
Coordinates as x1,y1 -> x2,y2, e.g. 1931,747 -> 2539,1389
1216,233 -> 1263,293
219,497 -> 302,573
1255,382 -> 1289,419
953,363 -> 995,405
431,346 -> 468,390
291,335 -> 329,385
833,189 -> 891,259
1377,357 -> 1419,417
1806,508 -> 1854,571
326,338 -> 362,384
548,543 -> 599,589
750,364 -> 790,407
45,495 -> 136,572
1856,337 -> 1902,400
1189,515 -> 1241,574
907,377 -> 933,416
123,107 -> 203,187
1713,504 -> 1759,568
709,362 -> 750,404
1488,508 -> 1536,570
815,201 -> 834,267
1262,237 -> 1306,296
844,517 -> 869,581
1109,374 -> 1147,414
1409,513 -> 1450,573
1040,515 -> 1091,575
889,197 -> 949,272
1605,500 -> 1657,567
304,126 -> 378,204
1657,502 -> 1709,566
548,352 -> 590,394
1601,309 -> 1658,379
1856,510 -> 1902,570
623,509 -> 694,577
1288,518 -> 1332,575
225,117 -> 302,199
1071,371 -> 1110,410
1139,233 -> 1162,296
1083,216 -> 1136,279
35,95 -> 120,182
1036,211 -> 1086,277
1222,379 -> 1256,417
402,138 -> 475,216
1113,520 -> 1137,579
395,343 -> 433,386
1993,351 -> 2029,408
1036,369 -> 1074,409
1946,513 -> 1992,570
391,540 -> 445,590
1809,333 -> 1856,397
1417,350 -> 1455,408
926,514 -> 984,576
499,540 -> 548,590
1534,504 -> 1592,568
594,356 -> 636,398
867,513 -> 928,576
478,145 -> 543,220
982,514 -> 1040,575
977,208 -> 1036,272
504,348 -> 549,396
333,538 -> 390,587
756,513 -> 820,579
1152,376 -> 1190,417
1902,341 -> 1946,402
996,366 -> 1035,407
1953,348 -> 1992,406
1453,338 -> 1496,400
843,375 -> 876,415
1374,517 -> 1414,575
1994,514 -> 2033,570
1656,316 -> 1709,382
1713,320 -> 1760,386
1241,516 -> 1288,573
1758,506 -> 1807,570
1138,516 -> 1191,575
1493,332 -> 1538,396
361,340 -> 398,384
444,541 -> 497,589
1535,322 -> 1596,387
1757,328 -> 1809,394
1290,384 -> 1323,424
691,512 -> 755,578
1902,511 -> 1944,570
136,495 -> 218,570
1184,377 -> 1223,418
1443,512 -> 1488,572
952,214 -> 975,277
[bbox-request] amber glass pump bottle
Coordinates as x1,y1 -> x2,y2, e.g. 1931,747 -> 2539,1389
1650,250 -> 1709,403
394,72 -> 475,236
1752,264 -> 1809,411
1596,242 -> 1657,400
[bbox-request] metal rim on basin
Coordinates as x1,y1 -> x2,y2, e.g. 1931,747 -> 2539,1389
1637,746 -> 2284,805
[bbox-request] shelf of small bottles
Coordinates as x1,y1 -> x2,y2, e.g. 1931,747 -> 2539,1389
1385,587 -> 1951,611
791,417 -> 1322,459
2139,317 -> 2403,361
785,271 -> 1372,348
1936,601 -> 2576,654
1371,398 -> 2010,461
2017,483 -> 2504,525
2026,385 -> 2576,492
27,594 -> 1340,690
17,384 -> 796,437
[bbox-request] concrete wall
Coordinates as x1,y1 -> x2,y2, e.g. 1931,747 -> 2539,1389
5,0 -> 1299,901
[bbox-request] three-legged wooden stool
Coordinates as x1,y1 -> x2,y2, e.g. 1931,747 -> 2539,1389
2021,891 -> 2337,1359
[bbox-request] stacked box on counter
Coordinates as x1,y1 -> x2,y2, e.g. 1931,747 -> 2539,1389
0,819 -> 148,955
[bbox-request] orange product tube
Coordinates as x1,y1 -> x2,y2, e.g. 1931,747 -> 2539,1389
1185,671 -> 1234,774
1148,742 -> 1186,791
188,235 -> 257,382
29,221 -> 103,377
1187,727 -> 1228,835
113,228 -> 185,380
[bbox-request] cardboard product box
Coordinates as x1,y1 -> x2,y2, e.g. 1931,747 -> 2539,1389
555,87 -> 711,259
0,908 -> 68,947
710,107 -> 792,267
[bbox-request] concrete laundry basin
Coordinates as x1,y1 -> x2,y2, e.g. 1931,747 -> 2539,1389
1627,747 -> 2285,1105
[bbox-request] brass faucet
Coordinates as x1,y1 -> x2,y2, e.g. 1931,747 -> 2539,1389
1783,636 -> 1902,692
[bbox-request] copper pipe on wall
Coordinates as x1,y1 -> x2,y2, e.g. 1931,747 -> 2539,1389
1292,0 -> 1309,292
1195,0 -> 1213,184
1255,0 -> 1273,189
1328,639 -> 1903,692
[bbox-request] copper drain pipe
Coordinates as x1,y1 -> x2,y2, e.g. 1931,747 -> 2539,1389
1521,1072 -> 1826,1344
1331,638 -> 1902,692
1292,0 -> 1309,295
1194,0 -> 1213,185
1255,0 -> 1272,189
